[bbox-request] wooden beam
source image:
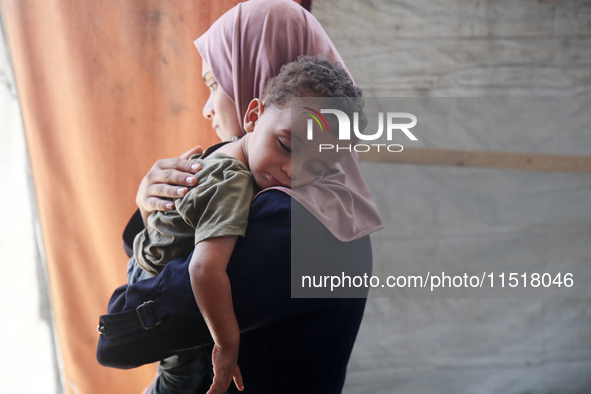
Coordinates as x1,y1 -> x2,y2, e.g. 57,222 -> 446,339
358,147 -> 591,174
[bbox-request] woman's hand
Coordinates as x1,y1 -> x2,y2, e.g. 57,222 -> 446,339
136,145 -> 203,225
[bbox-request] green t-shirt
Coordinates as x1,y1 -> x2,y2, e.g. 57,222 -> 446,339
133,150 -> 255,275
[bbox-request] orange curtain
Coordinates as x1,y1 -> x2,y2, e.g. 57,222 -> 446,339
0,0 -> 242,392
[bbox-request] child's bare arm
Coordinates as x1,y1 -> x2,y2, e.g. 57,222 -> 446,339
188,236 -> 244,393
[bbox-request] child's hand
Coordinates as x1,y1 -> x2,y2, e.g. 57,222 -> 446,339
207,344 -> 244,393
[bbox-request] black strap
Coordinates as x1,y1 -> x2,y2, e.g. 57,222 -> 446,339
98,297 -> 167,340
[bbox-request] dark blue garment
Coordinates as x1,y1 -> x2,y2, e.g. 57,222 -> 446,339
98,190 -> 371,393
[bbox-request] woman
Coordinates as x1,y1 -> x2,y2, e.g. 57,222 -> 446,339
136,0 -> 383,242
105,1 -> 383,392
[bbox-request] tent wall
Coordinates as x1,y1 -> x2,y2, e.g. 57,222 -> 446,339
312,1 -> 591,392
0,1 -> 241,392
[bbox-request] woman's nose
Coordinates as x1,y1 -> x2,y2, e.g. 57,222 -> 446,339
202,93 -> 215,120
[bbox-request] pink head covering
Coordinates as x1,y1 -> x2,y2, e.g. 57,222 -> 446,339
195,0 -> 383,241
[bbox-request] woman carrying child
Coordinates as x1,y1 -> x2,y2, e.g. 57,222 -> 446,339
131,56 -> 365,393
102,1 -> 384,392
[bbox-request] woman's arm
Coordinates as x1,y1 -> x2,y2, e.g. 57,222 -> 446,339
98,190 -> 294,368
98,190 -> 371,370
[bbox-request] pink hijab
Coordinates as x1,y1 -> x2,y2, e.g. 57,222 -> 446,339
195,0 -> 383,241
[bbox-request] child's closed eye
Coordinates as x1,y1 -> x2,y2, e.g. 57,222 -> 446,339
278,138 -> 291,153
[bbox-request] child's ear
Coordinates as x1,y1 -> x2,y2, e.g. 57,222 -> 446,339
243,99 -> 264,133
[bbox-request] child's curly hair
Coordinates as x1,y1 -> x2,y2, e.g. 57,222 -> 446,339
262,56 -> 367,131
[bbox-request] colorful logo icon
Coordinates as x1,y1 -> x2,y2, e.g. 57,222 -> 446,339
302,107 -> 328,132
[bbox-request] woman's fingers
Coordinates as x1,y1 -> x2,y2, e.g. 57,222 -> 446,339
180,145 -> 204,160
136,156 -> 202,219
143,196 -> 175,212
146,183 -> 187,201
148,166 -> 199,188
148,158 -> 201,184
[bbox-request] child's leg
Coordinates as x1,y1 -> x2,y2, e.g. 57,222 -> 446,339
127,258 -> 212,393
127,256 -> 156,285
146,348 -> 212,394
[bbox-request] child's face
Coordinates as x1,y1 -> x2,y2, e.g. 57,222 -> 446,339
244,100 -> 347,190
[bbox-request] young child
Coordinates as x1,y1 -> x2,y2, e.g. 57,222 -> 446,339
129,56 -> 364,393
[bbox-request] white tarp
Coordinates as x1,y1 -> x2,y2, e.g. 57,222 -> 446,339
310,1 -> 591,392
